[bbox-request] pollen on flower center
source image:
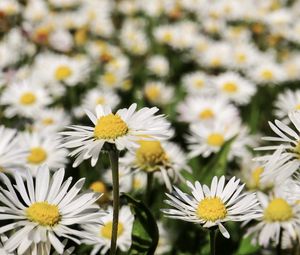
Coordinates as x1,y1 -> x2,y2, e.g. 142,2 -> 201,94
27,147 -> 47,164
135,140 -> 168,171
199,108 -> 214,120
264,198 -> 293,222
251,166 -> 264,188
145,86 -> 160,101
55,65 -> 72,81
101,222 -> 124,239
94,114 -> 128,140
96,96 -> 106,105
90,181 -> 107,193
26,202 -> 60,226
222,82 -> 238,93
261,69 -> 274,80
19,92 -> 36,105
197,197 -> 227,222
207,133 -> 225,147
194,79 -> 204,88
42,118 -> 54,125
103,72 -> 117,86
295,104 -> 300,110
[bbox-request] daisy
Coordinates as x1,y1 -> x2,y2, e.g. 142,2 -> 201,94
246,191 -> 300,247
181,71 -> 214,95
146,55 -> 169,77
255,111 -> 300,175
177,95 -> 238,124
274,90 -> 300,121
0,126 -> 27,174
19,132 -> 68,176
187,119 -> 240,158
120,140 -> 190,191
213,72 -> 256,105
61,103 -> 171,167
81,205 -> 134,255
0,80 -> 52,118
0,165 -> 104,254
143,81 -> 174,106
163,176 -> 261,238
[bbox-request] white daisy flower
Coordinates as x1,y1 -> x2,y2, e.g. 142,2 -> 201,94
0,81 -> 52,118
120,140 -> 190,191
181,72 -> 214,95
81,205 -> 134,255
187,119 -> 240,158
213,72 -> 256,105
146,55 -> 169,77
61,103 -> 171,167
274,89 -> 300,121
0,165 -> 104,254
246,191 -> 300,247
177,95 -> 238,124
32,108 -> 71,134
163,176 -> 261,238
255,111 -> 300,175
0,126 -> 27,174
18,132 -> 68,176
143,81 -> 174,106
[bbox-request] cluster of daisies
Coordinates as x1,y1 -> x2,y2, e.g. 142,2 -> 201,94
1,0 -> 300,254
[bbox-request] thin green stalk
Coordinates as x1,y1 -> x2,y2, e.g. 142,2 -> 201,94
209,228 -> 216,255
145,172 -> 153,205
108,149 -> 119,255
276,227 -> 282,255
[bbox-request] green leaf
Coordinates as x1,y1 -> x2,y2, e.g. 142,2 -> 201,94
197,136 -> 236,185
121,193 -> 159,255
235,236 -> 260,255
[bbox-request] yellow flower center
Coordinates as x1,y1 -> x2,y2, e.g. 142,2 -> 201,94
27,147 -> 47,164
261,69 -> 274,80
133,178 -> 142,189
194,79 -> 204,88
294,104 -> 300,110
103,72 -> 117,86
264,198 -> 293,222
135,140 -> 168,172
101,222 -> 124,239
207,133 -> 225,147
96,96 -> 106,105
26,202 -> 60,226
42,118 -> 54,125
94,114 -> 128,140
19,92 -> 36,105
251,166 -> 264,188
145,86 -> 160,102
89,181 -> 107,193
162,32 -> 172,43
55,65 -> 72,81
236,53 -> 246,63
211,58 -> 221,67
222,82 -> 238,93
197,197 -> 227,222
199,108 -> 214,120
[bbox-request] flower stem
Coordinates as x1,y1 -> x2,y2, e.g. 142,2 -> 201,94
276,227 -> 282,255
209,228 -> 216,255
145,172 -> 153,205
108,149 -> 119,255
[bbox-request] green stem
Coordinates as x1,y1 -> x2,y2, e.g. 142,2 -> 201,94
108,149 -> 119,255
276,227 -> 282,255
209,228 -> 216,255
145,172 -> 153,205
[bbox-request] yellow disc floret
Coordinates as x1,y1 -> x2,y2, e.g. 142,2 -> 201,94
264,198 -> 293,222
101,222 -> 124,239
26,202 -> 60,226
199,108 -> 214,120
20,92 -> 36,105
90,181 -> 107,193
251,166 -> 264,188
261,69 -> 274,80
42,118 -> 54,125
27,147 -> 47,164
207,133 -> 225,147
94,114 -> 128,140
135,140 -> 168,172
145,86 -> 160,102
197,197 -> 227,222
55,65 -> 72,81
222,82 -> 238,93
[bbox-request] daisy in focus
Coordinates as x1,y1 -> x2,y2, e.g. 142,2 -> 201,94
163,176 -> 261,238
0,165 -> 104,254
61,103 -> 171,167
246,190 -> 300,248
81,205 -> 134,255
